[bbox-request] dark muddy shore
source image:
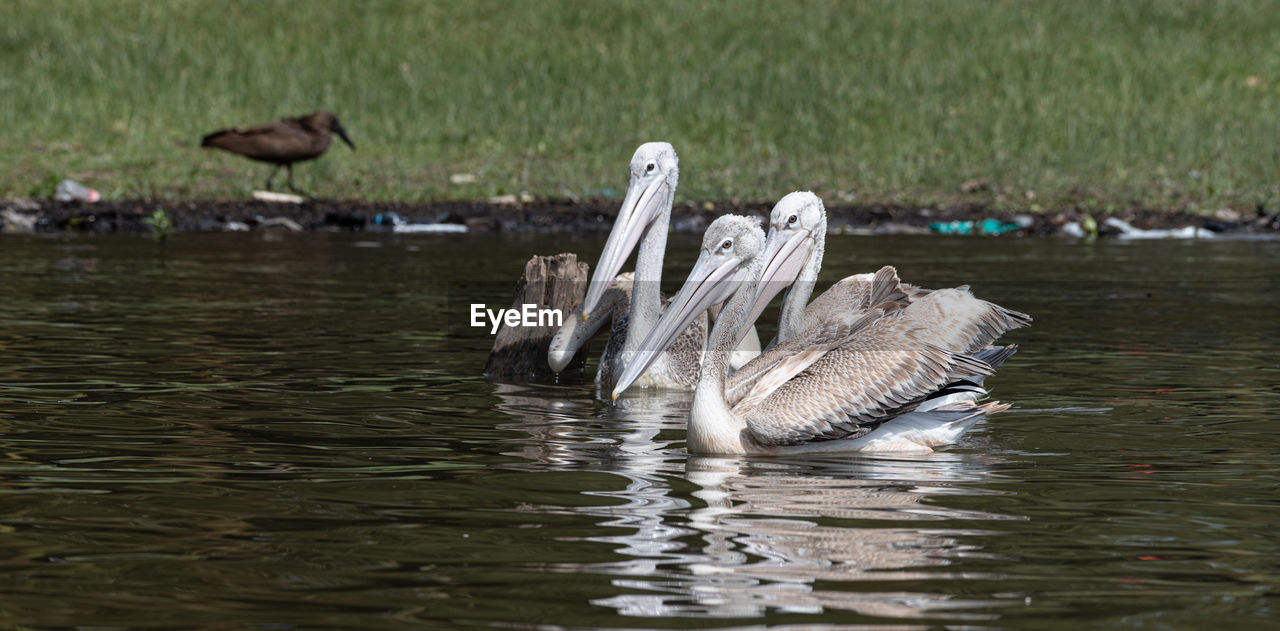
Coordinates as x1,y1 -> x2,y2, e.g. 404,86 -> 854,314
4,197 -> 1279,237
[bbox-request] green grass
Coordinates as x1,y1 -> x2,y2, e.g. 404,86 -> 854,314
2,0 -> 1279,211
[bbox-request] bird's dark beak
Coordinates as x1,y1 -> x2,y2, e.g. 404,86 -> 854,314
334,121 -> 356,150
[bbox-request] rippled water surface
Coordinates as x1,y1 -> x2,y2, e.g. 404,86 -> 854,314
1,231 -> 1278,629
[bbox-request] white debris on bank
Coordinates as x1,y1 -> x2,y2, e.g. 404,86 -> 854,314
54,179 -> 100,202
252,191 -> 306,204
2,208 -> 38,232
371,210 -> 468,234
1061,216 -> 1218,240
1103,217 -> 1216,240
393,222 -> 468,234
1060,222 -> 1089,239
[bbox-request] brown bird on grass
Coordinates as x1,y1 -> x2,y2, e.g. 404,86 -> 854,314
200,110 -> 355,196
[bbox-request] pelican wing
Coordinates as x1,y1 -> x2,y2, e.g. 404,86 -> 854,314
800,274 -> 878,329
806,278 -> 1025,355
726,266 -> 907,405
800,270 -> 920,334
734,285 -> 1019,447
730,309 -> 885,413
899,283 -> 933,299
726,316 -> 858,405
890,288 -> 1032,354
728,267 -> 1030,447
737,329 -> 997,446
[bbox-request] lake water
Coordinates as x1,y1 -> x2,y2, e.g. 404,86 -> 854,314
1,231 -> 1277,629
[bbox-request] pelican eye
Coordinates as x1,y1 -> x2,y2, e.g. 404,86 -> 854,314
720,239 -> 733,250
645,162 -> 656,173
788,214 -> 798,224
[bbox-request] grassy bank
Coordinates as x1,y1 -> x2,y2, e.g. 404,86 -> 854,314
2,0 -> 1278,210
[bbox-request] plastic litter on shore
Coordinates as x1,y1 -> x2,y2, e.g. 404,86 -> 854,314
1061,216 -> 1218,240
373,211 -> 468,234
928,217 -> 1026,235
54,180 -> 100,203
393,222 -> 468,234
1102,217 -> 1216,240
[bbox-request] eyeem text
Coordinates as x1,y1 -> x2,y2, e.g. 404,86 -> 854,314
470,304 -> 563,334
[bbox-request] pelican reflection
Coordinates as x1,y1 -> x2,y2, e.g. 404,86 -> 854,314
493,384 -> 1025,621
593,454 -> 1019,620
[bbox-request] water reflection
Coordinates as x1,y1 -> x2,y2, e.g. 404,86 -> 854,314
492,382 -> 689,469
658,455 -> 1018,620
495,384 -> 1024,621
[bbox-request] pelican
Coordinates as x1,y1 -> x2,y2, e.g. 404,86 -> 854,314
611,212 -> 1031,455
743,191 -> 931,346
547,142 -> 758,388
723,193 -> 1029,411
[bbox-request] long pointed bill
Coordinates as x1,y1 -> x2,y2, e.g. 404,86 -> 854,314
547,293 -> 613,372
737,229 -> 813,343
334,123 -> 356,150
580,175 -> 668,322
611,251 -> 743,401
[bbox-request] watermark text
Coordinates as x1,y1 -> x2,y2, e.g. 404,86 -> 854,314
470,303 -> 563,334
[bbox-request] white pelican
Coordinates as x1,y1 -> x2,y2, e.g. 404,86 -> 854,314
611,212 -> 1031,455
727,192 -> 1025,410
548,142 -> 758,388
743,191 -> 933,346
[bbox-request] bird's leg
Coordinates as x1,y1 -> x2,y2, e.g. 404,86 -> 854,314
264,164 -> 282,191
285,163 -> 312,197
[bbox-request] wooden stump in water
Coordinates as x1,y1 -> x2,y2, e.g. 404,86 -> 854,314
484,253 -> 589,381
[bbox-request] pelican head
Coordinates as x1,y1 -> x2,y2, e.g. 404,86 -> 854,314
611,215 -> 765,401
580,142 -> 679,323
741,191 -> 827,335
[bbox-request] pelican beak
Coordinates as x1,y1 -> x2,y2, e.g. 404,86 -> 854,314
739,228 -> 813,340
580,173 -> 668,323
548,347 -> 573,373
547,321 -> 577,372
611,250 -> 743,401
549,294 -> 612,372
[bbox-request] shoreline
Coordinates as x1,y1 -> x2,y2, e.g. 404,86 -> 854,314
4,197 -> 1278,237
